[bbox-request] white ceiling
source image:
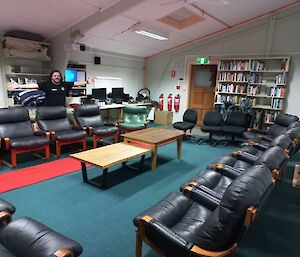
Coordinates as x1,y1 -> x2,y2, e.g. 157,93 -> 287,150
1,0 -> 299,58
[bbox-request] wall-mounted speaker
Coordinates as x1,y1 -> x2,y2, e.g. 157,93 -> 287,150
94,56 -> 101,65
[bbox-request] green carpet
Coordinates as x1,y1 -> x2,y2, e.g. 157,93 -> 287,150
1,132 -> 300,257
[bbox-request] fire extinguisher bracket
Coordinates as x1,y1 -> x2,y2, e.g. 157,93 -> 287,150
167,94 -> 173,112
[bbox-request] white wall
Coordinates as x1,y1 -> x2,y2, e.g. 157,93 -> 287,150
146,5 -> 300,122
69,50 -> 144,97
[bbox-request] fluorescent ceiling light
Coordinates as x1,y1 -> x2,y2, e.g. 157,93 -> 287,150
132,23 -> 169,41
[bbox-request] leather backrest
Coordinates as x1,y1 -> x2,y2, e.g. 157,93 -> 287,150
183,109 -> 197,124
269,134 -> 291,149
0,199 -> 15,215
123,106 -> 147,124
74,104 -> 104,127
203,111 -> 223,126
267,124 -> 288,138
195,164 -> 272,251
255,146 -> 287,170
0,217 -> 83,257
285,127 -> 300,140
225,111 -> 247,127
36,106 -> 72,132
0,107 -> 34,138
274,113 -> 299,127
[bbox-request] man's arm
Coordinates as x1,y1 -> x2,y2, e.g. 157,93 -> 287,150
73,78 -> 94,87
7,81 -> 39,90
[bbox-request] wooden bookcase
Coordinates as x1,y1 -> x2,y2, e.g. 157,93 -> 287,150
215,57 -> 290,129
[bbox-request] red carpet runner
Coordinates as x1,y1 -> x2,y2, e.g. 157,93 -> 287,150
0,158 -> 90,193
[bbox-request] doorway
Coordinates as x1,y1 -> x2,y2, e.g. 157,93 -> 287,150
189,64 -> 217,125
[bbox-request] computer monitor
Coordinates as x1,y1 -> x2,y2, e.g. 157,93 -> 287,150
92,88 -> 107,100
111,87 -> 124,100
65,69 -> 78,82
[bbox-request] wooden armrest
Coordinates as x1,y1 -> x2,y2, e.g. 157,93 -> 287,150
50,131 -> 56,141
191,243 -> 238,257
0,210 -> 12,226
182,185 -> 195,195
4,137 -> 10,149
243,206 -> 257,227
53,248 -> 74,257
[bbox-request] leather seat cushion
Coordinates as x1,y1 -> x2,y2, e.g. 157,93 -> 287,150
55,131 -> 86,141
243,131 -> 258,140
222,125 -> 245,135
119,123 -> 145,130
173,122 -> 194,131
9,136 -> 50,149
0,244 -> 14,257
201,125 -> 222,133
180,169 -> 232,197
92,126 -> 119,135
0,217 -> 83,257
133,192 -> 212,243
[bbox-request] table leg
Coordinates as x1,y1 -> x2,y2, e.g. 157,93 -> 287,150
102,168 -> 108,189
139,155 -> 145,171
177,136 -> 182,160
81,162 -> 88,182
151,145 -> 158,171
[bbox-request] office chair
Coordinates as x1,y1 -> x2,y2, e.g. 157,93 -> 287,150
198,111 -> 223,146
173,109 -> 198,136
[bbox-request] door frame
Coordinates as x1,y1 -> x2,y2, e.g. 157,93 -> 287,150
185,58 -> 219,109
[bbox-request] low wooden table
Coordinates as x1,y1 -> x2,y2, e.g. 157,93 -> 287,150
70,143 -> 151,189
123,128 -> 184,170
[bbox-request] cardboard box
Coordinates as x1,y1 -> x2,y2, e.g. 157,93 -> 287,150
155,110 -> 173,125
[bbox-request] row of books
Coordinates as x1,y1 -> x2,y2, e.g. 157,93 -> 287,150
217,84 -> 247,94
271,99 -> 283,109
216,95 -> 243,105
250,60 -> 266,71
275,73 -> 287,84
248,86 -> 259,95
264,111 -> 280,123
269,87 -> 286,97
249,73 -> 262,83
218,72 -> 248,82
219,60 -> 249,71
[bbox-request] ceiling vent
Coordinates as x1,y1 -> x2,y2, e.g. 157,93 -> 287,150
158,7 -> 204,30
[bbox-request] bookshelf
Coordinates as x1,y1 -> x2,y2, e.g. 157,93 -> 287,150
2,36 -> 51,106
215,57 -> 290,128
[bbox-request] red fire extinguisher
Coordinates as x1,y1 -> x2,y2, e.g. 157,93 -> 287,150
159,94 -> 164,110
167,94 -> 173,111
174,94 -> 180,112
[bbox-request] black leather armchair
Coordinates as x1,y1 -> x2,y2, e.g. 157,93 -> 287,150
74,104 -> 119,148
198,111 -> 223,146
134,165 -> 273,257
36,106 -> 87,157
0,107 -> 50,167
211,145 -> 289,180
173,109 -> 198,135
243,113 -> 299,143
0,198 -> 82,257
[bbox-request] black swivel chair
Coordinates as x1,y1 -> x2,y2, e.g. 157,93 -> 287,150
198,111 -> 223,146
173,109 -> 198,136
222,111 -> 248,145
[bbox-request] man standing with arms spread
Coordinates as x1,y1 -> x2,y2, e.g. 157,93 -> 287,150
8,70 -> 94,106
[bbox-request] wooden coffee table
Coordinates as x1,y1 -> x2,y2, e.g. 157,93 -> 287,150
123,128 -> 184,170
70,143 -> 151,189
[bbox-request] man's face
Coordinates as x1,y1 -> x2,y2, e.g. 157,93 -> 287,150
51,72 -> 61,85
